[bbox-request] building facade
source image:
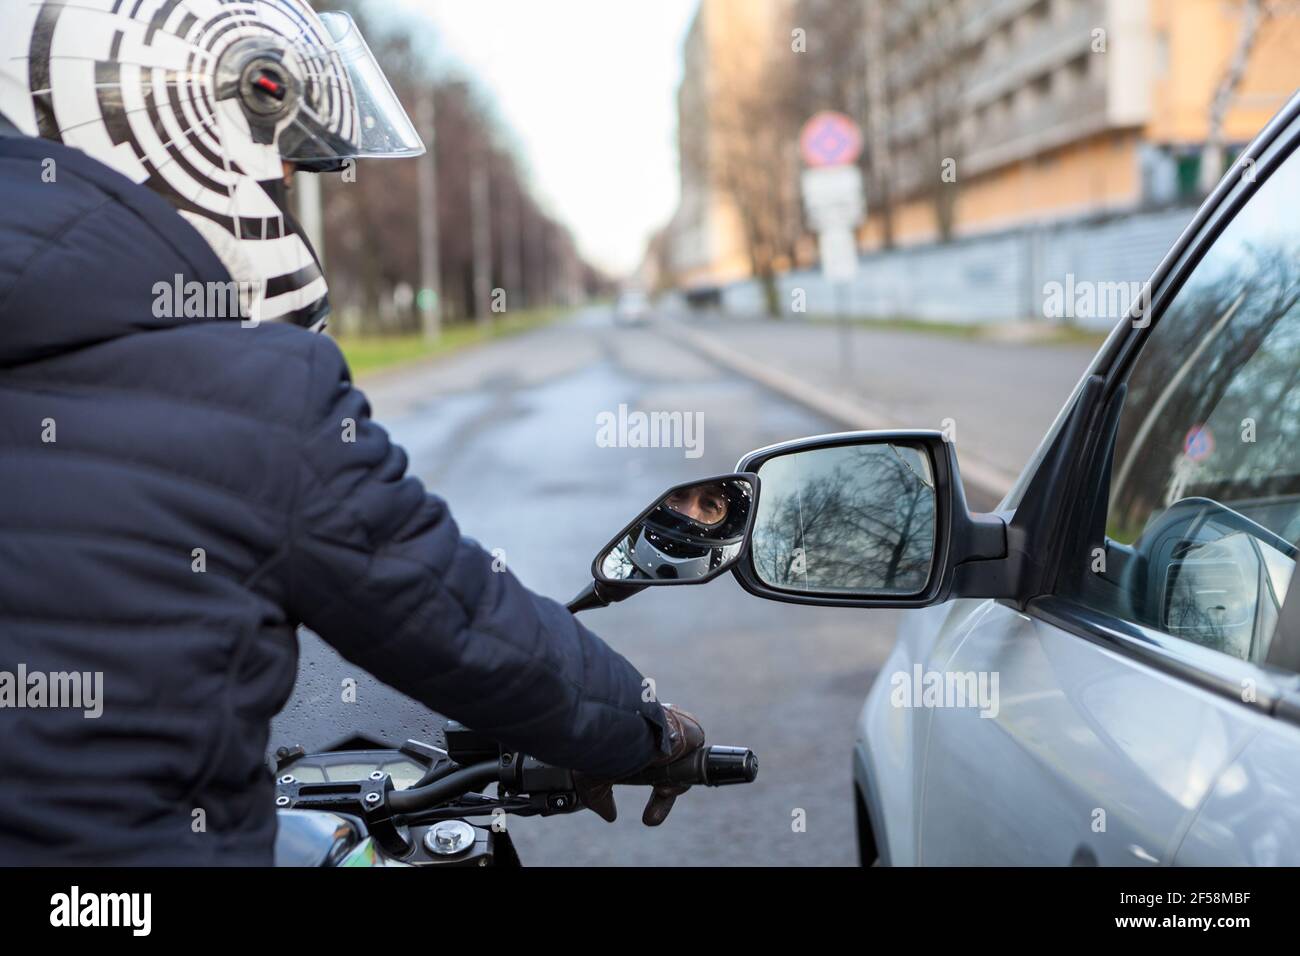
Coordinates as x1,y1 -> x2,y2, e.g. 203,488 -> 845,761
866,0 -> 1300,248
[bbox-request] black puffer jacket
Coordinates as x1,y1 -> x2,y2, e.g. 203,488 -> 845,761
0,133 -> 666,864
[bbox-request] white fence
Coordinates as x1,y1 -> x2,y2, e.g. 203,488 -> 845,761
716,204 -> 1199,330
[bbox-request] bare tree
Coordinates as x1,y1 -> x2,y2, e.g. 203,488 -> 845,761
918,0 -> 971,242
1201,0 -> 1276,194
863,0 -> 897,249
313,0 -> 594,332
700,0 -> 805,317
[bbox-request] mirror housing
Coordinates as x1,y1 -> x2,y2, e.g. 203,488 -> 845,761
733,431 -> 1006,608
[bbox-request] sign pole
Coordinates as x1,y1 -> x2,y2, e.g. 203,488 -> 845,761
800,110 -> 865,390
837,281 -> 852,384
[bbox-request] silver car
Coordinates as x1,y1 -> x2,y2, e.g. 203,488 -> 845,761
727,92 -> 1300,866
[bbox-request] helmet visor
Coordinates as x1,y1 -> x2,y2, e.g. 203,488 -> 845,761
278,11 -> 424,164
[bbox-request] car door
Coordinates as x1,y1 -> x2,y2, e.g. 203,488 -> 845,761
920,97 -> 1300,865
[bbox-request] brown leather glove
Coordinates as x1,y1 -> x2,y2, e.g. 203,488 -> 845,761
574,705 -> 705,826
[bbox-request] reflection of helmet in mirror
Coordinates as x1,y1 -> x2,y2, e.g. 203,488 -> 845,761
627,480 -> 751,580
0,0 -> 424,330
628,525 -> 714,580
655,480 -> 751,547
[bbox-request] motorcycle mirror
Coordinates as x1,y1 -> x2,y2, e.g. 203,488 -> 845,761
566,473 -> 759,614
565,473 -> 759,614
594,473 -> 758,585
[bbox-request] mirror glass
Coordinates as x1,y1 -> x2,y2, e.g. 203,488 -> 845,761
597,476 -> 755,583
750,442 -> 937,595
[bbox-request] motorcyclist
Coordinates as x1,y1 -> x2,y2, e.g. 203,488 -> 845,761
0,0 -> 701,863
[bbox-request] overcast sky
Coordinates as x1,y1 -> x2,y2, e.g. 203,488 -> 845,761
397,0 -> 700,277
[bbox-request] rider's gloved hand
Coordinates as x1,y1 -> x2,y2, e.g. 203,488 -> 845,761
574,705 -> 705,826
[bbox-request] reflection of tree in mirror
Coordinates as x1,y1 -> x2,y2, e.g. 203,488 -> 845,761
1163,533 -> 1266,660
1110,232 -> 1300,545
753,445 -> 936,594
1165,576 -> 1234,656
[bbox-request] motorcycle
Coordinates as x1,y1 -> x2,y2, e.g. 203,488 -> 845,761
269,474 -> 761,866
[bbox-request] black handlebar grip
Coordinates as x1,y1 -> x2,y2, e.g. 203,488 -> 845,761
701,745 -> 758,786
624,745 -> 758,787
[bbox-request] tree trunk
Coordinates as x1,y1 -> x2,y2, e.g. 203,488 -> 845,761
1202,0 -> 1268,194
760,270 -> 780,318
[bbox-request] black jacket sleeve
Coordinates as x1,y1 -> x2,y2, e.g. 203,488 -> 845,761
283,335 -> 669,778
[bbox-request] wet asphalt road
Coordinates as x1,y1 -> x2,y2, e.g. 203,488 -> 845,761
269,307 -> 1000,866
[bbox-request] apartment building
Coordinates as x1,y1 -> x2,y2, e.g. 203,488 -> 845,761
866,0 -> 1300,247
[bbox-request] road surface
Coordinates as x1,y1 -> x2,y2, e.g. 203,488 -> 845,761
677,316 -> 1102,493
270,306 -> 1093,866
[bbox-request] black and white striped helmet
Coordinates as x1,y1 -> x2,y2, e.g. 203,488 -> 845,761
1,0 -> 423,329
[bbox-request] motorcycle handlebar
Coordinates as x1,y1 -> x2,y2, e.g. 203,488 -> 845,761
622,746 -> 759,788
387,745 -> 758,816
387,761 -> 499,814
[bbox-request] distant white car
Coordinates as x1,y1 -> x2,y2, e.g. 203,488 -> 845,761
614,290 -> 650,326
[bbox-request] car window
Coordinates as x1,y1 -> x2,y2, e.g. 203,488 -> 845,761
1065,147 -> 1300,666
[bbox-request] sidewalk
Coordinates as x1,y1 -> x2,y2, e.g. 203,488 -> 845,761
667,315 -> 1101,502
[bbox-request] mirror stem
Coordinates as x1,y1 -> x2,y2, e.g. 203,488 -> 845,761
565,579 -> 648,614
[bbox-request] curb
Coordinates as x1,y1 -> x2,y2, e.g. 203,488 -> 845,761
669,321 -> 1019,502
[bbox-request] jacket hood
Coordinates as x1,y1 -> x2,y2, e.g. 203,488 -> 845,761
0,134 -> 234,368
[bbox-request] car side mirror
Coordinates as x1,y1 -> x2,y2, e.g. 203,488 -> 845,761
566,474 -> 758,613
733,431 -> 1005,608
